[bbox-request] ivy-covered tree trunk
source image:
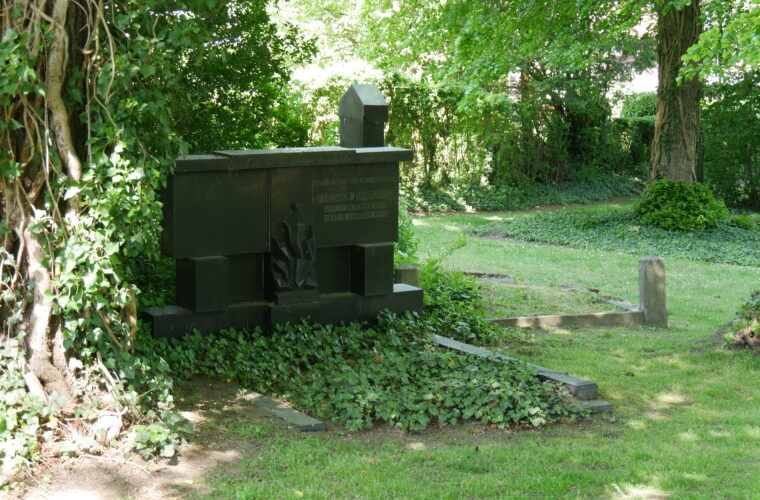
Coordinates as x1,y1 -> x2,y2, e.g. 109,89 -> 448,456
1,0 -> 86,408
650,0 -> 702,183
1,1 -> 158,479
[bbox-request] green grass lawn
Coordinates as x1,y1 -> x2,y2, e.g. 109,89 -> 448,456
478,279 -> 627,318
189,204 -> 760,500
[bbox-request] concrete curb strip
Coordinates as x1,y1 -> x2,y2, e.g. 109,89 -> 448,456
432,334 -> 612,413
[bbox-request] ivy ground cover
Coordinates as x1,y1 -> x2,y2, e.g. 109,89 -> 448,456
471,204 -> 760,267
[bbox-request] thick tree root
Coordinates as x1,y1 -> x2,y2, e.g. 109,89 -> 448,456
28,355 -> 74,409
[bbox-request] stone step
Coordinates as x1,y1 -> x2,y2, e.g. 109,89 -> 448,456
577,399 -> 613,414
242,393 -> 326,432
432,334 -> 602,401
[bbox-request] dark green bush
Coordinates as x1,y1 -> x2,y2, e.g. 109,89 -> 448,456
612,116 -> 654,176
731,214 -> 757,231
703,72 -> 760,208
611,92 -> 656,177
635,180 -> 729,231
620,92 -> 657,118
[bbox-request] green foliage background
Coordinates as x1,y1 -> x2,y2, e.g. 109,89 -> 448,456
703,71 -> 760,209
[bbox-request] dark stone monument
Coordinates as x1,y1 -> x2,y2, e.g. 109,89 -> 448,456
144,84 -> 424,338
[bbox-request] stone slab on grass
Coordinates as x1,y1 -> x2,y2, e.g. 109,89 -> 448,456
432,334 -> 608,406
243,393 -> 325,432
578,399 -> 614,414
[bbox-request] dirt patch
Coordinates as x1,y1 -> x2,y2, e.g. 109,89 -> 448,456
475,232 -> 567,247
15,378 -> 285,500
462,271 -> 515,283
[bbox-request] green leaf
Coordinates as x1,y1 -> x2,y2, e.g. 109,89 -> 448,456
83,272 -> 98,289
64,187 -> 81,200
2,28 -> 16,43
161,443 -> 175,458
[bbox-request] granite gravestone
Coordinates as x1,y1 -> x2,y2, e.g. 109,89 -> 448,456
144,84 -> 424,338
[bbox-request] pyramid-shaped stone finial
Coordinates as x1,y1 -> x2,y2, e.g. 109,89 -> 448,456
339,84 -> 388,148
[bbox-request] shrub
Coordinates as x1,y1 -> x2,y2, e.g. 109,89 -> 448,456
635,180 -> 729,231
731,214 -> 757,231
703,72 -> 760,208
395,197 -> 420,265
620,92 -> 657,118
153,313 -> 576,432
611,116 -> 655,176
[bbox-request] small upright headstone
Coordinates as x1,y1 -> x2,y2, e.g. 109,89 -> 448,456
395,264 -> 421,287
639,256 -> 667,327
339,84 -> 389,148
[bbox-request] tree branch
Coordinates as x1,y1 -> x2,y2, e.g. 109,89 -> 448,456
45,0 -> 83,214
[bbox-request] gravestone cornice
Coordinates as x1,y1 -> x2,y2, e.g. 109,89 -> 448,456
174,147 -> 412,173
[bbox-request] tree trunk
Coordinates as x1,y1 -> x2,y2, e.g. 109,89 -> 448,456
650,0 -> 702,183
1,0 -> 84,409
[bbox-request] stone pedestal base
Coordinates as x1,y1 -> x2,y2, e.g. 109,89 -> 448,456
143,284 -> 423,339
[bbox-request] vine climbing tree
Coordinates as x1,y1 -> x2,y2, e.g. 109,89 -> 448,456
3,0 -> 81,410
1,0 -> 309,481
1,1 -> 184,479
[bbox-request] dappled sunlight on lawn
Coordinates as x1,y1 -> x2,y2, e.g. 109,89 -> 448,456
406,442 -> 426,451
630,362 -> 652,373
636,392 -> 693,421
654,392 -> 689,406
644,411 -> 667,421
627,419 -> 648,430
631,391 -> 694,422
681,472 -> 709,483
656,355 -> 692,370
604,390 -> 626,401
677,430 -> 700,442
742,426 -> 760,439
609,482 -> 670,499
708,429 -> 731,438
